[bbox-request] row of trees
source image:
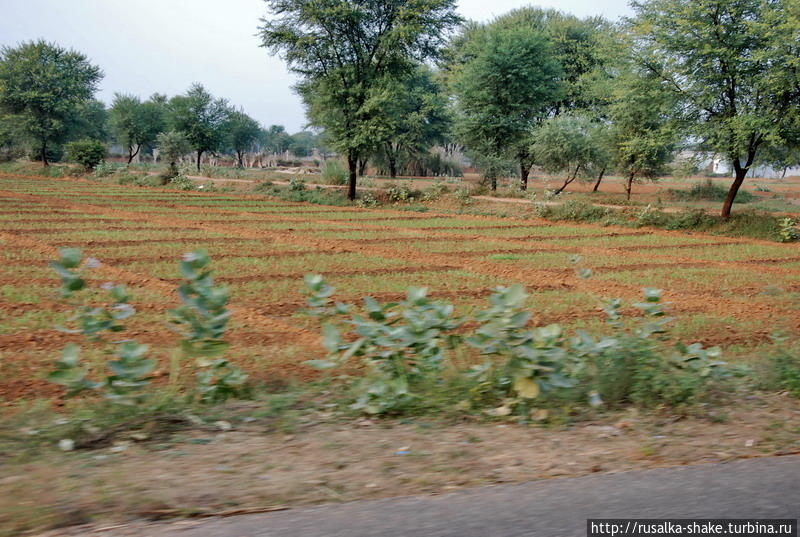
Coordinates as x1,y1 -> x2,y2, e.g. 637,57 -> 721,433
262,0 -> 800,217
0,41 -> 323,171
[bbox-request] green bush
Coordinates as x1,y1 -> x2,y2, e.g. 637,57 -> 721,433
169,175 -> 197,191
170,251 -> 247,403
535,200 -> 611,222
669,179 -> 754,203
90,161 -> 123,178
767,348 -> 800,397
778,218 -> 799,242
64,139 -> 106,170
321,159 -> 348,185
303,277 -> 734,416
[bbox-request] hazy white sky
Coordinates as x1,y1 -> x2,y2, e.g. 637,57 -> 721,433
1,0 -> 632,133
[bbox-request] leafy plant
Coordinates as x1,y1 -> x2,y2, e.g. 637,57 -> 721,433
288,177 -> 306,192
305,277 -> 461,414
47,249 -> 154,405
571,289 -> 731,409
778,218 -> 799,242
466,285 -> 576,412
385,183 -> 416,203
170,251 -> 247,402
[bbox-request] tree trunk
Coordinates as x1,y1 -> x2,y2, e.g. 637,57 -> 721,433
721,165 -> 748,219
196,151 -> 203,173
388,155 -> 397,178
236,151 -> 244,168
347,151 -> 358,201
782,167 -> 787,179
554,165 -> 580,195
592,167 -> 606,192
625,173 -> 635,201
41,139 -> 48,167
491,176 -> 497,191
358,158 -> 367,177
519,161 -> 529,191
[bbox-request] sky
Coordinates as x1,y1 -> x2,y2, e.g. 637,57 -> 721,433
1,0 -> 632,133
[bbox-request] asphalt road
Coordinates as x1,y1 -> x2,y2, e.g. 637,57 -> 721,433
141,455 -> 800,537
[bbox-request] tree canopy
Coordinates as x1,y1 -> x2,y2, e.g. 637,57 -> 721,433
0,40 -> 102,165
631,0 -> 800,216
260,0 -> 461,199
449,20 -> 562,190
168,84 -> 231,171
109,94 -> 166,164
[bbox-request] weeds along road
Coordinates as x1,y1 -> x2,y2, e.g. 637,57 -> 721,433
104,455 -> 799,537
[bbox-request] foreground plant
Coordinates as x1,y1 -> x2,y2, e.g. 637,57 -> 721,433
303,275 -> 738,416
571,289 -> 731,408
305,278 -> 461,414
778,218 -> 799,243
48,248 -> 154,405
466,285 -> 577,412
170,251 -> 247,403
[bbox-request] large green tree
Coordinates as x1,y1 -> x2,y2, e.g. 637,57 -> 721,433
608,68 -> 677,200
226,109 -> 262,167
168,84 -> 231,172
259,0 -> 461,200
531,113 -> 602,194
109,94 -> 166,164
0,40 -> 102,165
449,20 -> 562,190
379,65 -> 449,178
632,0 -> 800,217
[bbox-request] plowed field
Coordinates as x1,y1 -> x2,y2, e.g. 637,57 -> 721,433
2,173 -> 799,402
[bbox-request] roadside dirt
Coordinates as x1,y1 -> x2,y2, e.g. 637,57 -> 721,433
9,394 -> 800,536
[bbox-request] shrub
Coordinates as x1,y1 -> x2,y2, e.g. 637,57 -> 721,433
303,277 -> 734,416
669,179 -> 754,203
157,130 -> 191,181
169,175 -> 197,191
385,183 -> 415,203
766,348 -> 800,397
535,200 -> 611,222
64,139 -> 106,170
288,177 -> 306,191
465,285 -> 576,410
91,161 -> 123,178
422,181 -> 448,202
304,279 -> 461,414
357,192 -> 378,208
321,159 -> 348,185
778,218 -> 799,242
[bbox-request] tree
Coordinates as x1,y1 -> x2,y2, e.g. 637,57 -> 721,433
260,0 -> 461,200
492,8 -> 614,116
109,94 -> 165,164
168,84 -> 230,172
226,109 -> 261,167
156,130 -> 191,182
378,65 -> 449,178
288,131 -> 317,158
449,21 -> 562,190
531,114 -> 601,194
755,143 -> 800,178
632,0 -> 800,217
262,124 -> 291,155
0,40 -> 102,166
608,69 -> 677,201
